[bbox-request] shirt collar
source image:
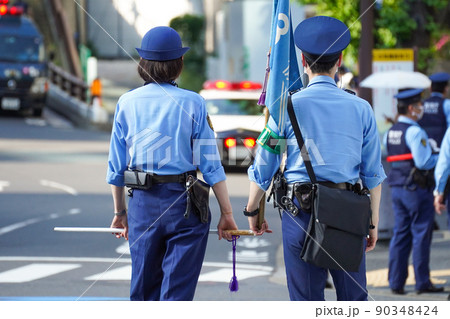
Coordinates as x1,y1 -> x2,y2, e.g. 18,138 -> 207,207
398,115 -> 418,126
307,75 -> 337,88
431,92 -> 443,98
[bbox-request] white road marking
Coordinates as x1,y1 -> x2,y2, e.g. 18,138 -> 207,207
68,208 -> 81,215
0,258 -> 274,283
0,208 -> 82,236
84,265 -> 131,281
40,180 -> 78,196
0,217 -> 42,236
115,242 -> 130,255
237,237 -> 271,248
199,268 -> 271,283
0,263 -> 80,283
229,250 -> 269,263
0,181 -> 10,192
25,118 -> 47,127
0,256 -> 131,263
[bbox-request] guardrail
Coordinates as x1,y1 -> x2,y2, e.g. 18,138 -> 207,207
48,62 -> 89,102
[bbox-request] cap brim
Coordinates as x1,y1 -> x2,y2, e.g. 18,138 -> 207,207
136,47 -> 190,61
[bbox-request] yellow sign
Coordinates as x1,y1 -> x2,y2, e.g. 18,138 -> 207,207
373,49 -> 414,62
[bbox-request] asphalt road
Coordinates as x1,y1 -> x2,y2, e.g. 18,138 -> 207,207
0,109 -> 449,304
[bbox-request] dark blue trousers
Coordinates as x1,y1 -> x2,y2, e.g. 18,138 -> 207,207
127,183 -> 210,301
282,200 -> 368,301
388,186 -> 434,291
447,193 -> 450,230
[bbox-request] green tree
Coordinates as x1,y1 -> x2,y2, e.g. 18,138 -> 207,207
296,0 -> 450,74
170,14 -> 206,92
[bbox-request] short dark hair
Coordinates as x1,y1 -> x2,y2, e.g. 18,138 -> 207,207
304,55 -> 339,74
397,103 -> 409,115
138,57 -> 183,83
431,81 -> 447,93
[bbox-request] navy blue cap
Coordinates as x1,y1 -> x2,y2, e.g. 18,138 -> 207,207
136,26 -> 189,61
394,88 -> 423,105
429,72 -> 450,83
294,16 -> 350,62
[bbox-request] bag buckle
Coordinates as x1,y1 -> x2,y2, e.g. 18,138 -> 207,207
281,195 -> 298,216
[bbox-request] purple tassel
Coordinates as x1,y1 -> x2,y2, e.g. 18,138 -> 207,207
229,235 -> 239,292
258,92 -> 266,106
258,51 -> 271,106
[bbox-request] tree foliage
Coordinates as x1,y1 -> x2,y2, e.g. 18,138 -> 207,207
170,14 -> 206,92
296,0 -> 450,73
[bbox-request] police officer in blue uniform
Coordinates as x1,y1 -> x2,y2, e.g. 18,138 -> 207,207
106,26 -> 237,301
419,72 -> 450,230
244,16 -> 386,301
434,127 -> 450,218
386,89 -> 444,295
418,72 -> 450,149
433,127 -> 450,301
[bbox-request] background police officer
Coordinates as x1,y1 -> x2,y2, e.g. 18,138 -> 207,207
386,89 -> 443,295
244,16 -> 385,301
106,26 -> 237,301
419,72 -> 450,230
433,127 -> 450,301
434,127 -> 450,219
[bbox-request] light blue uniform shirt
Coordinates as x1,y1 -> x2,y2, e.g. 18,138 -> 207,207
435,127 -> 450,193
107,83 -> 225,187
249,75 -> 386,190
395,116 -> 438,170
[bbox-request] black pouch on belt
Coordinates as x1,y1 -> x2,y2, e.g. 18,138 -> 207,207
124,170 -> 152,190
186,175 -> 210,223
294,183 -> 314,213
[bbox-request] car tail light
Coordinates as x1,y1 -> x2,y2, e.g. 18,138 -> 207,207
224,138 -> 236,148
236,81 -> 262,90
243,137 -> 256,148
203,80 -> 232,90
0,4 -> 23,15
203,80 -> 262,91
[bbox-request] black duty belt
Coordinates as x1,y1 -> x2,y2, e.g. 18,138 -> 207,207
286,181 -> 355,200
151,171 -> 196,184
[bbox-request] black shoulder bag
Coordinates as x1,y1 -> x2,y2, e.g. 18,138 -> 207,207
287,95 -> 372,272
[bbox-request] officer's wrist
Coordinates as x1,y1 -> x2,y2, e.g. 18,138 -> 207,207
433,190 -> 443,197
114,209 -> 127,217
243,206 -> 259,217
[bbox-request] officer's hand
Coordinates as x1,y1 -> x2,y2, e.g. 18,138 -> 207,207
434,194 -> 446,215
110,215 -> 128,240
217,213 -> 238,241
248,216 -> 272,236
366,228 -> 377,252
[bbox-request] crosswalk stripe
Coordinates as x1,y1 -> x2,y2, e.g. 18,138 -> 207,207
0,260 -> 274,283
0,263 -> 81,283
84,265 -> 131,281
199,268 -> 271,283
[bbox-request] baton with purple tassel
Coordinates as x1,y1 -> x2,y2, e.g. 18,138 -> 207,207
54,226 -> 263,293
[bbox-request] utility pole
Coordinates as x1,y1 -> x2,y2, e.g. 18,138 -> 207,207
358,0 -> 373,105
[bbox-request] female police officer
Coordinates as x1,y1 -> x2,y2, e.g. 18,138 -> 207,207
245,16 -> 386,301
106,26 -> 237,301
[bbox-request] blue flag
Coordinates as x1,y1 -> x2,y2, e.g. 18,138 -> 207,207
259,0 -> 301,132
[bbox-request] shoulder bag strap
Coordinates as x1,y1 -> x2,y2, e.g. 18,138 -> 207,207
286,95 -> 317,184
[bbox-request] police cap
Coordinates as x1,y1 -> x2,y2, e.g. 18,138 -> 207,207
394,88 -> 423,106
429,72 -> 450,84
294,16 -> 350,63
136,26 -> 189,61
